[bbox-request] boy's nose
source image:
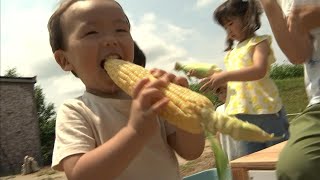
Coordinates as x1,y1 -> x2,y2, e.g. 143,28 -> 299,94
103,36 -> 118,47
103,40 -> 118,47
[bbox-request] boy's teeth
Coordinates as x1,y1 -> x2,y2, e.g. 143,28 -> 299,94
107,55 -> 120,59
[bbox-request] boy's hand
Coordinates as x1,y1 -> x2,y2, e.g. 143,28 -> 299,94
128,68 -> 188,139
128,77 -> 170,138
150,68 -> 189,88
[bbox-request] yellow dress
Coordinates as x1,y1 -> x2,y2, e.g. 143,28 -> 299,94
224,35 -> 282,115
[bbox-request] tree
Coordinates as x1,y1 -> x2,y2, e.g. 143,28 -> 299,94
34,85 -> 56,165
4,68 -> 20,77
4,68 -> 56,165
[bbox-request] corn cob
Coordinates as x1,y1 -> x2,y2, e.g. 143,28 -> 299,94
104,59 -> 276,142
174,62 -> 222,78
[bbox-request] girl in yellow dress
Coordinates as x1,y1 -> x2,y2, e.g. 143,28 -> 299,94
200,0 -> 289,156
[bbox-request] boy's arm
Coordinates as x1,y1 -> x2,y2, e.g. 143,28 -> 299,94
168,129 -> 205,160
62,78 -> 170,180
259,0 -> 313,64
62,126 -> 149,180
150,69 -> 205,160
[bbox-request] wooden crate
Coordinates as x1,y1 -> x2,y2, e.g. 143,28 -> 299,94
230,141 -> 287,180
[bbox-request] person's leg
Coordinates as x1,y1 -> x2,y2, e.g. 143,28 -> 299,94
265,107 -> 290,147
277,103 -> 320,180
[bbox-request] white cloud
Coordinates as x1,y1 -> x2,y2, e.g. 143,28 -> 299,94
130,13 -> 201,74
196,0 -> 214,8
1,6 -> 53,77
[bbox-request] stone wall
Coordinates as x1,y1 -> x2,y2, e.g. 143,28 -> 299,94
0,77 -> 42,176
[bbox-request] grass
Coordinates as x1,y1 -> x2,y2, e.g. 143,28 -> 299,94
275,77 -> 308,117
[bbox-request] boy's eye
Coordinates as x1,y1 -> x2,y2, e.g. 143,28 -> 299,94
84,31 -> 98,36
116,28 -> 129,33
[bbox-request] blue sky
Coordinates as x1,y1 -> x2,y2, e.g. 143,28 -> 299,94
1,0 -> 288,108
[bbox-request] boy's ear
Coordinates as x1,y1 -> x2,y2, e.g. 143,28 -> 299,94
54,50 -> 73,71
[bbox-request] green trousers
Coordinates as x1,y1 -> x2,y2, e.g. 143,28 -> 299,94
277,103 -> 320,180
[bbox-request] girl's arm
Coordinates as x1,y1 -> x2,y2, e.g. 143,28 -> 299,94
200,41 -> 270,93
259,0 -> 313,64
223,40 -> 270,81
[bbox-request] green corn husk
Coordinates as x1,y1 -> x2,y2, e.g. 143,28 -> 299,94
207,133 -> 232,180
174,62 -> 222,78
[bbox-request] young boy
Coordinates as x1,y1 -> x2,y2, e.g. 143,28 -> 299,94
259,0 -> 320,179
215,85 -> 243,161
48,0 -> 205,179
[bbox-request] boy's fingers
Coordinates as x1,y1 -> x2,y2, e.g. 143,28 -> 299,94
146,78 -> 168,90
149,97 -> 170,114
174,77 -> 188,87
139,87 -> 165,108
161,73 -> 176,83
150,68 -> 166,78
133,78 -> 150,98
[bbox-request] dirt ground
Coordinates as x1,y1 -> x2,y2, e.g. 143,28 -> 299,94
0,140 -> 214,180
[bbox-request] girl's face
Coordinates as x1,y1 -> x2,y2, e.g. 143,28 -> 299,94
223,17 -> 246,42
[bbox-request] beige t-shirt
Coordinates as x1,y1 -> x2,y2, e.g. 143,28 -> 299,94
52,91 -> 180,180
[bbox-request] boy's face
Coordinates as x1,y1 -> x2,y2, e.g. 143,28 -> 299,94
55,0 -> 134,96
217,86 -> 227,103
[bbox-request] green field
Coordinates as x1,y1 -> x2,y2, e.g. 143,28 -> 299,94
275,77 -> 308,118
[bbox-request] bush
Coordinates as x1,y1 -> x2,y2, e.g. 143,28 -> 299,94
189,83 -> 221,107
270,64 -> 304,80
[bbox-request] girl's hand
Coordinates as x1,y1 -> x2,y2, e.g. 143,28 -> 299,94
199,72 -> 228,94
187,69 -> 202,79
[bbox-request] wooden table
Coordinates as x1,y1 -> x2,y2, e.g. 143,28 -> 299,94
230,141 -> 287,180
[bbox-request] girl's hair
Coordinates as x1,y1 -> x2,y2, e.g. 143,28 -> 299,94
213,0 -> 263,51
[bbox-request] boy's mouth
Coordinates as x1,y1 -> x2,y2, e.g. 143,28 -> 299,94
100,55 -> 122,69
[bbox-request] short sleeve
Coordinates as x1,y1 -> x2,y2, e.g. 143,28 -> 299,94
51,99 -> 96,171
248,35 -> 272,48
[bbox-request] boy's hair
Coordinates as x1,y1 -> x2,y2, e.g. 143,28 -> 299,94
213,0 -> 263,51
133,42 -> 146,67
48,0 -> 130,53
47,0 -> 130,77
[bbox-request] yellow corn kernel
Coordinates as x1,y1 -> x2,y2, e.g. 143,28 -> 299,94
104,59 -> 276,142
